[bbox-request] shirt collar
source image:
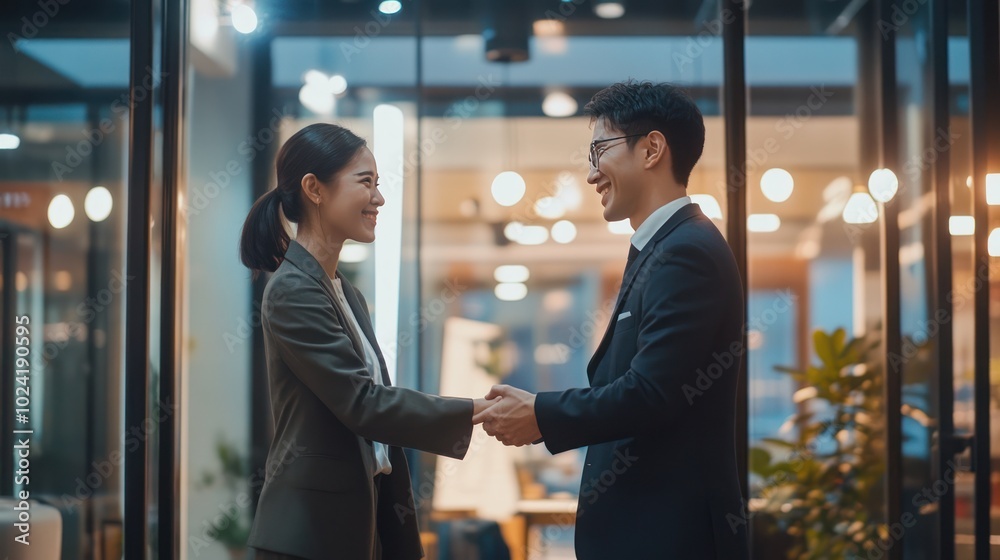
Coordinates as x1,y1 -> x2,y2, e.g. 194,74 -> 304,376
630,196 -> 692,251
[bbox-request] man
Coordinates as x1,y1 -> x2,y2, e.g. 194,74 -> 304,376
474,81 -> 749,559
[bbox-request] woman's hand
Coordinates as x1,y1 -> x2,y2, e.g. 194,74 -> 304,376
472,396 -> 502,421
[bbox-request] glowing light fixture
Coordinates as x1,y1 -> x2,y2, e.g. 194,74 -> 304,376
760,168 -> 794,203
867,168 -> 899,203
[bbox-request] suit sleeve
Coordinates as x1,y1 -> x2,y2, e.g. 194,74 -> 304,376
265,278 -> 474,459
534,242 -> 728,454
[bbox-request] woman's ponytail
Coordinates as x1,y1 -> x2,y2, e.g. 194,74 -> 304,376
239,188 -> 288,279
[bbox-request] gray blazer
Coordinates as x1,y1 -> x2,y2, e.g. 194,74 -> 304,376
247,239 -> 474,560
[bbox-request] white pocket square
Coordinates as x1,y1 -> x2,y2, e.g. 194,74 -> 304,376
617,311 -> 632,321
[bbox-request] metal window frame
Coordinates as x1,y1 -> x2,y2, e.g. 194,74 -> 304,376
968,0 -> 999,559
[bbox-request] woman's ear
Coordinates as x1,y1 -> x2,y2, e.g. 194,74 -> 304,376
301,173 -> 322,205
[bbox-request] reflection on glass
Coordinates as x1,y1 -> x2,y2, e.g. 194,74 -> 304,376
745,2 -> 889,557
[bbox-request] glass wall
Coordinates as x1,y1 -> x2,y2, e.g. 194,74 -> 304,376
414,4 -> 729,557
1,1 -> 998,559
744,1 -> 888,558
0,2 -> 132,557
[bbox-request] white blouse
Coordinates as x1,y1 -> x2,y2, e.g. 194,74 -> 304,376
329,276 -> 393,477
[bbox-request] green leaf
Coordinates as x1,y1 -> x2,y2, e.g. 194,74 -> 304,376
831,328 -> 847,356
750,447 -> 773,475
813,330 -> 835,368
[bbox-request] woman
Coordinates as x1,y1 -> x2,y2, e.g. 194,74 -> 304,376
239,123 -> 497,560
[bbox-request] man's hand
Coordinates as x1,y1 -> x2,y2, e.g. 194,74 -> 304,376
472,385 -> 541,446
472,396 -> 502,421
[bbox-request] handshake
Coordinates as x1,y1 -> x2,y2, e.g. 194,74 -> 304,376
470,385 -> 542,447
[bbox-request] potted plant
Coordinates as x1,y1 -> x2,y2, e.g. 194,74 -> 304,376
196,437 -> 253,560
749,327 -> 923,559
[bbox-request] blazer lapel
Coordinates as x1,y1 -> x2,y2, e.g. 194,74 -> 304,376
337,271 -> 393,387
587,203 -> 703,379
282,240 -> 367,362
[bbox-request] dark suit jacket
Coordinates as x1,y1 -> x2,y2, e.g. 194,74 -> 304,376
247,239 -> 474,560
534,203 -> 750,560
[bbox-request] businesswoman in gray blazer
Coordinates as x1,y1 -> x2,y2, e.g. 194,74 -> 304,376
239,123 -> 497,560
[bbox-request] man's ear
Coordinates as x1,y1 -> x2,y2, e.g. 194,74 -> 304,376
642,131 -> 669,170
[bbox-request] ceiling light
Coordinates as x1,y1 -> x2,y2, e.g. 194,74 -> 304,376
503,223 -> 549,245
550,220 -> 577,243
48,194 -> 74,229
987,174 -> 1000,205
495,282 -> 528,301
747,213 -> 781,232
950,216 -> 974,236
594,1 -> 625,19
542,92 -> 577,118
867,168 -> 899,203
494,265 -> 530,283
491,171 -> 526,207
328,74 -> 348,95
842,187 -> 877,224
690,194 -> 723,220
760,168 -> 794,203
231,3 -> 258,34
378,1 -> 402,15
85,186 -> 113,222
0,133 -> 20,150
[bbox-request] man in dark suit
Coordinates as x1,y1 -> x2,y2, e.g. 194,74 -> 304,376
474,81 -> 749,559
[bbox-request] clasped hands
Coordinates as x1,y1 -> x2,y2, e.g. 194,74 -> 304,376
471,385 -> 541,446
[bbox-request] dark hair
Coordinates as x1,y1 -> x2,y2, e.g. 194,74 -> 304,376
583,80 -> 705,186
239,123 -> 367,277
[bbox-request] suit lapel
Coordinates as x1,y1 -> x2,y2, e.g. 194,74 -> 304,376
337,271 -> 393,387
282,240 -> 368,364
587,203 -> 703,379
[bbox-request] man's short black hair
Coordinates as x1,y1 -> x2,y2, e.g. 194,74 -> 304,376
583,80 -> 705,187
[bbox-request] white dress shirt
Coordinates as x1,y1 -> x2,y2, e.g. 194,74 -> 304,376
630,196 -> 692,251
329,276 -> 393,477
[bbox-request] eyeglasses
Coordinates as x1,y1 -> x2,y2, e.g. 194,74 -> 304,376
588,133 -> 649,171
